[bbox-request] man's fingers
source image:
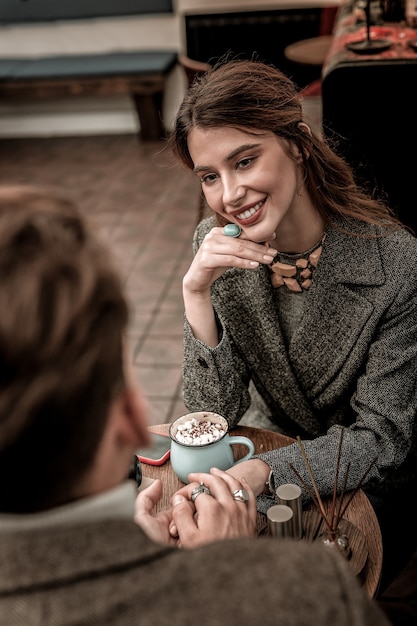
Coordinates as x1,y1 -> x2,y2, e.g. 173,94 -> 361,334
170,494 -> 199,540
135,478 -> 163,516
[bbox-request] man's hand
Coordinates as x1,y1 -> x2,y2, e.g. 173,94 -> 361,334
134,479 -> 178,546
168,468 -> 257,548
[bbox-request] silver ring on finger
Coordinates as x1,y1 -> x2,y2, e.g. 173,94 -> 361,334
232,488 -> 250,503
191,481 -> 211,503
223,223 -> 242,238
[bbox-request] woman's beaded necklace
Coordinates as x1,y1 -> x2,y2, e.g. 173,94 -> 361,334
269,233 -> 326,292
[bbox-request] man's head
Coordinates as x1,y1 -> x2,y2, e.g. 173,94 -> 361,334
0,185 -> 148,513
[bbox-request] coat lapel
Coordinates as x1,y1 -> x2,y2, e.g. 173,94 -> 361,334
288,225 -> 386,400
213,220 -> 386,432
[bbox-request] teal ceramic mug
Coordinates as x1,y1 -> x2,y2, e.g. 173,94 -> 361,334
169,411 -> 255,484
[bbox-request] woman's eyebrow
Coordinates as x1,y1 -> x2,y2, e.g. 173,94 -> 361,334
193,143 -> 262,174
226,143 -> 262,161
193,164 -> 210,174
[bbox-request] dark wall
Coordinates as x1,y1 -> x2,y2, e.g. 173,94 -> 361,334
0,1 -> 173,23
322,61 -> 417,235
185,9 -> 322,90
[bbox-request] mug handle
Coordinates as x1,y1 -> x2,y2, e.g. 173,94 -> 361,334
229,436 -> 255,464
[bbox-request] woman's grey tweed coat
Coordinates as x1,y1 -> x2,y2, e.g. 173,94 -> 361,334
183,216 -> 417,512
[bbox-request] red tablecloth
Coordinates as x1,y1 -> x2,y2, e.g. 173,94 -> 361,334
323,7 -> 417,75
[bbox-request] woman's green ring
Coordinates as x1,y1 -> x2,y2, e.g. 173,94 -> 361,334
223,224 -> 242,238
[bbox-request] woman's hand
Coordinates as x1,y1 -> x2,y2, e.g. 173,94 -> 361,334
183,226 -> 277,294
226,458 -> 272,497
183,227 -> 277,347
168,467 -> 257,548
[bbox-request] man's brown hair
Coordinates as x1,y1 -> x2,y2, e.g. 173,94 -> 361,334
0,186 -> 128,512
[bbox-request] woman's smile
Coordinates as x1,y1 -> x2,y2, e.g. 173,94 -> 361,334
234,199 -> 265,223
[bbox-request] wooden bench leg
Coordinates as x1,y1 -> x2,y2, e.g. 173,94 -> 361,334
131,91 -> 165,140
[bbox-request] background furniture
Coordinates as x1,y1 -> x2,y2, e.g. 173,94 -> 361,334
0,1 -> 180,139
181,3 -> 337,90
321,4 -> 417,234
144,423 -> 383,597
177,54 -> 211,222
0,0 -> 173,22
284,4 -> 338,93
0,51 -> 177,140
178,54 -> 211,87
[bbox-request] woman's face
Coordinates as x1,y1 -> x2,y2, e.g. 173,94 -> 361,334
188,126 -> 309,244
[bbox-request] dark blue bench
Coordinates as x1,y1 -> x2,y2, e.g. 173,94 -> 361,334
0,50 -> 178,140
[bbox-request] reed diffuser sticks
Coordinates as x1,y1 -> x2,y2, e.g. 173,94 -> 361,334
289,428 -> 376,546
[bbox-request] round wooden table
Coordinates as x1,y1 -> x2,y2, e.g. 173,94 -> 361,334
142,424 -> 383,597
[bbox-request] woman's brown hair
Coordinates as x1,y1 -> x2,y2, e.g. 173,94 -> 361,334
170,58 -> 402,232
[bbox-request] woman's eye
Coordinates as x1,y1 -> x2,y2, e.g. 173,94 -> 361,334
237,156 -> 256,169
201,173 -> 217,185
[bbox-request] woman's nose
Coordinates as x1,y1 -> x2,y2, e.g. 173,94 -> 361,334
222,176 -> 245,207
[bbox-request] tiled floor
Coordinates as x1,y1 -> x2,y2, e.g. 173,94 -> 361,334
0,134 -> 201,426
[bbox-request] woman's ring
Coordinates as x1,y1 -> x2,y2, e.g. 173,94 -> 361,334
191,481 -> 211,503
223,224 -> 242,238
232,488 -> 250,503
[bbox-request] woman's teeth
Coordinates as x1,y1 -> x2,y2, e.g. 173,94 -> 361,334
236,200 -> 264,220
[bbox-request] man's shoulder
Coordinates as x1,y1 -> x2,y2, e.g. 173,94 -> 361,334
0,526 -> 389,625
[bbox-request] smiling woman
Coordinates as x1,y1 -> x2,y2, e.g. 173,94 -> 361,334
169,56 -> 417,594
